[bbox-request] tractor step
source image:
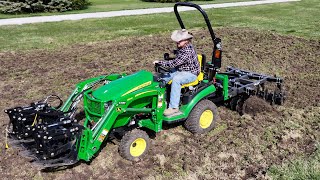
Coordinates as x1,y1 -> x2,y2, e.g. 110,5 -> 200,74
164,111 -> 183,117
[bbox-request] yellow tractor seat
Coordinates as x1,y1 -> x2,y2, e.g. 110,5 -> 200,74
168,54 -> 205,88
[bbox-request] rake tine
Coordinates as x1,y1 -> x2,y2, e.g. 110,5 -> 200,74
19,150 -> 37,160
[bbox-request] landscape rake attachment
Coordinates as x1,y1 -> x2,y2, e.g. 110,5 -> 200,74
5,95 -> 84,168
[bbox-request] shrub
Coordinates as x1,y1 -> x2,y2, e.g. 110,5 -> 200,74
0,0 -> 90,14
69,0 -> 90,10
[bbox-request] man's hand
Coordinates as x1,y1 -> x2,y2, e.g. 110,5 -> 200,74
153,60 -> 160,65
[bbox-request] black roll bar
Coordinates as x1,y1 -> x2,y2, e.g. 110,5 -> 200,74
174,2 -> 216,45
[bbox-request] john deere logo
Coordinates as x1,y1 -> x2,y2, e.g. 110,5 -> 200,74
122,81 -> 152,97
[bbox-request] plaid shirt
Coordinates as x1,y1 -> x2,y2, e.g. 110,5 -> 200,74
159,44 -> 200,75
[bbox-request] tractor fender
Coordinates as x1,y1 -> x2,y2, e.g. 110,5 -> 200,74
181,84 -> 216,118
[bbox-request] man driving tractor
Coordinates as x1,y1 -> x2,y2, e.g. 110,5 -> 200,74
154,29 -> 200,116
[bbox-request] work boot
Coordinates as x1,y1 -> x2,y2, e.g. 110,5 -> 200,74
164,108 -> 180,116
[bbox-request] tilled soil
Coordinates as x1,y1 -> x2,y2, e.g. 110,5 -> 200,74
0,28 -> 319,179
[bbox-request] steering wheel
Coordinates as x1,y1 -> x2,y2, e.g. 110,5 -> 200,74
154,63 -> 171,74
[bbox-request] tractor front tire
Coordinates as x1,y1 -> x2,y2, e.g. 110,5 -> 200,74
185,99 -> 219,134
119,129 -> 150,161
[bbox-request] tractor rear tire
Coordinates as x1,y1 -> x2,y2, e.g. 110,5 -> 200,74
119,129 -> 150,161
184,99 -> 219,134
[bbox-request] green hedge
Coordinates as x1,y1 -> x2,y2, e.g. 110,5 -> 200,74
142,0 -> 213,2
0,0 -> 90,14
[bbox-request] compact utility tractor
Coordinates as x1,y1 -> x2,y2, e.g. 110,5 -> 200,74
4,2 -> 285,169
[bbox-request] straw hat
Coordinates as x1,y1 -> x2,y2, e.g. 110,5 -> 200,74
171,29 -> 193,43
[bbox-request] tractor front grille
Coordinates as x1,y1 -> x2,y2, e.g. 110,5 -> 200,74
84,93 -> 103,117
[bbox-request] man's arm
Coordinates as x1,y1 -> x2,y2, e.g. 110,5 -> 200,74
158,52 -> 190,68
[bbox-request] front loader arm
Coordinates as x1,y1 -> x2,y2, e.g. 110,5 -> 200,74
78,104 -> 117,161
60,74 -> 123,114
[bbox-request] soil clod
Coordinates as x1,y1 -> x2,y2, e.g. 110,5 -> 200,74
242,96 -> 274,116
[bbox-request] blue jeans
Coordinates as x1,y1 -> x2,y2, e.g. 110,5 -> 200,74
162,71 -> 197,108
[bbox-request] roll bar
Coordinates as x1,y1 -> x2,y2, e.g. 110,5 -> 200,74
174,2 -> 216,45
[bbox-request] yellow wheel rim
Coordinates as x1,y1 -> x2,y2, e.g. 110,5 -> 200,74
199,110 -> 214,129
130,138 -> 147,157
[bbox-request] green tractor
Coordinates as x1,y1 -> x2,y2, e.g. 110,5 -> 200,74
4,2 -> 285,169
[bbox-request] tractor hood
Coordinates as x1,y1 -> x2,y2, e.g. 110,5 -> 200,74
92,70 -> 154,101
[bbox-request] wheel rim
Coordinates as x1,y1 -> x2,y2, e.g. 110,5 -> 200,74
130,138 -> 147,157
199,110 -> 214,129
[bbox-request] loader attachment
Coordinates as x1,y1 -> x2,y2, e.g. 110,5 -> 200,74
4,97 -> 83,169
4,75 -> 113,169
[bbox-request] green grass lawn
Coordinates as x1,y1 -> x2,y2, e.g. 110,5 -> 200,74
0,0 -> 247,19
268,144 -> 320,180
0,0 -> 318,51
0,0 -> 320,51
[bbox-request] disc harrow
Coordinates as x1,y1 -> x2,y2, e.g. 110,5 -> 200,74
223,66 -> 286,114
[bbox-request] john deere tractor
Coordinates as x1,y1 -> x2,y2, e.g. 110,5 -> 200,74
4,2 -> 285,169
